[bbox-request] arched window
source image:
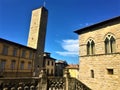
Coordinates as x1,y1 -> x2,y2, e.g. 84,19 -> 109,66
87,39 -> 95,55
104,34 -> 116,54
87,41 -> 90,55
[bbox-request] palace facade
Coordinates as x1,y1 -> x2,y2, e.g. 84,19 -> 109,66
0,38 -> 36,77
75,16 -> 120,90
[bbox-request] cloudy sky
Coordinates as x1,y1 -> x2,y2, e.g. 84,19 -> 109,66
0,0 -> 120,64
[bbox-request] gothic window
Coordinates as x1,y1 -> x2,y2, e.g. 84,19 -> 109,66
87,39 -> 95,55
104,34 -> 116,54
91,40 -> 95,54
87,41 -> 90,55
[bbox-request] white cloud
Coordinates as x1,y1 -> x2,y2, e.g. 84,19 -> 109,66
56,39 -> 79,57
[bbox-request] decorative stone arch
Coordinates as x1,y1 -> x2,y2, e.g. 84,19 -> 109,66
86,37 -> 95,43
104,33 -> 116,53
103,32 -> 116,41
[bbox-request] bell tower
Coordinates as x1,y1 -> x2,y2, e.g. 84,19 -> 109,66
27,7 -> 48,70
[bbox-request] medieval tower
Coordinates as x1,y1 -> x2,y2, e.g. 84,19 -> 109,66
27,7 -> 48,70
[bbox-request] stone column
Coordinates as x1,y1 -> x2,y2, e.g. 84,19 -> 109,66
63,69 -> 70,90
37,69 -> 47,90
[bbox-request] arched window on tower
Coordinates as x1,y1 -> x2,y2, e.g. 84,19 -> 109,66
104,34 -> 116,54
87,39 -> 95,55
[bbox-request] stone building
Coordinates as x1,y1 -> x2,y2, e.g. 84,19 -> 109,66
0,38 -> 35,77
55,60 -> 68,76
65,64 -> 79,79
43,52 -> 56,76
75,16 -> 120,90
0,7 -> 48,77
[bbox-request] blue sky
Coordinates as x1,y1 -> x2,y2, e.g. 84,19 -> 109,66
0,0 -> 120,64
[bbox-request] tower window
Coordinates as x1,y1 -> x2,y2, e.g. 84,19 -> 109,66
107,69 -> 114,75
87,39 -> 95,55
104,35 -> 116,54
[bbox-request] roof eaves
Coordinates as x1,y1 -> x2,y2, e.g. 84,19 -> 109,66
74,16 -> 120,34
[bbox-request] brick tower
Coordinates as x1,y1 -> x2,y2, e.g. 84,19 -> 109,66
27,7 -> 48,71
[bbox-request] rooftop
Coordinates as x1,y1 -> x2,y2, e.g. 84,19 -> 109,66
65,64 -> 79,69
0,38 -> 36,50
74,16 -> 120,34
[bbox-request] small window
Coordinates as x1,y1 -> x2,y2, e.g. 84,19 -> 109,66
51,69 -> 53,75
28,62 -> 32,70
0,60 -> 6,70
2,45 -> 9,55
107,69 -> 113,75
11,60 -> 16,70
47,61 -> 49,65
29,51 -> 33,59
91,70 -> 94,78
47,69 -> 49,75
20,61 -> 24,70
51,61 -> 54,66
13,48 -> 17,56
21,49 -> 26,58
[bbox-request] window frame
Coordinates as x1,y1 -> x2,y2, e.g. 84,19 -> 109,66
104,34 -> 116,54
11,60 -> 16,70
2,45 -> 9,55
87,39 -> 95,55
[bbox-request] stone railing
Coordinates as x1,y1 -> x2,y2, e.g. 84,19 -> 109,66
47,77 -> 66,90
0,77 -> 39,90
0,69 -> 91,90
